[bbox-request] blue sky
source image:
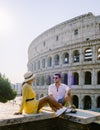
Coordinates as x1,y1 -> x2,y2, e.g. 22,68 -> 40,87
0,0 -> 100,83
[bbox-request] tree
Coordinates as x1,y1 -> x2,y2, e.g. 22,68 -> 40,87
0,74 -> 17,103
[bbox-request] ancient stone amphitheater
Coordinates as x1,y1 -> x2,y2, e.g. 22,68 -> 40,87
27,12 -> 100,111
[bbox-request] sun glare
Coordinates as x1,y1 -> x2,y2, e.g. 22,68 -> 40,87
0,11 -> 12,34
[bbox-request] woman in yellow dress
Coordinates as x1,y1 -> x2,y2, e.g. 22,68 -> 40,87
14,71 -> 62,115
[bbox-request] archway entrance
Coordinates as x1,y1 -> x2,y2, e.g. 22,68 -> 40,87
83,96 -> 91,110
72,95 -> 78,108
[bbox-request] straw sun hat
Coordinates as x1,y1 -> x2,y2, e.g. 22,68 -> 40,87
24,71 -> 35,82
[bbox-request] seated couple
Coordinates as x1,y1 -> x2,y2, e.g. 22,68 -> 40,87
14,72 -> 76,115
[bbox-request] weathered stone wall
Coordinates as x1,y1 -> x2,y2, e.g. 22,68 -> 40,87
27,12 -> 100,110
0,118 -> 100,130
0,119 -> 57,130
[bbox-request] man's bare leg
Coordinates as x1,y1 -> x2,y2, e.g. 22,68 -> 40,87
37,96 -> 62,111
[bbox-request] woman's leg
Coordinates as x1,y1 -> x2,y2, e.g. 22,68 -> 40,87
37,96 -> 62,111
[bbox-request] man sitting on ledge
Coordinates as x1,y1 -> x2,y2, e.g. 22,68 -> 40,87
48,73 -> 76,113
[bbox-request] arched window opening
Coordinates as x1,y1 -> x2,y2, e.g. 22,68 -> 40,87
63,52 -> 69,64
38,60 -> 40,69
42,58 -> 45,68
54,54 -> 59,65
56,35 -> 59,41
85,71 -> 91,85
41,76 -> 45,86
46,76 -> 51,85
74,29 -> 78,35
72,95 -> 78,108
97,71 -> 100,84
97,96 -> 100,108
32,82 -> 35,86
36,77 -> 39,86
73,72 -> 79,85
47,57 -> 52,67
83,96 -> 91,110
40,94 -> 44,98
64,73 -> 68,85
73,50 -> 80,62
84,48 -> 92,61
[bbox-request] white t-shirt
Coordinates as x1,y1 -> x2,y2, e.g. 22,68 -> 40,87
48,83 -> 70,101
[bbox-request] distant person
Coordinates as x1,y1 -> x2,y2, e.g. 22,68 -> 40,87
48,74 -> 76,112
14,71 -> 63,115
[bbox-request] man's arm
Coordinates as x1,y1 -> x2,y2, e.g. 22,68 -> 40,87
65,87 -> 72,107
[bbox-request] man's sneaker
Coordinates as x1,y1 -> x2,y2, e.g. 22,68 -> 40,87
55,107 -> 67,117
66,105 -> 77,113
70,108 -> 77,113
65,108 -> 72,113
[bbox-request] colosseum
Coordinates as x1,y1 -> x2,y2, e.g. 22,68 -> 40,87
27,12 -> 100,111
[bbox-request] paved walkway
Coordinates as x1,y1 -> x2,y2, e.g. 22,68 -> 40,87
0,97 -> 21,119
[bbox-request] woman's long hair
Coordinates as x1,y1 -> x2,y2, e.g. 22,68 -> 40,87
21,82 -> 26,96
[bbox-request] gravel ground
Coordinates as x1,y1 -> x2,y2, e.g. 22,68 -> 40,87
0,96 -> 21,119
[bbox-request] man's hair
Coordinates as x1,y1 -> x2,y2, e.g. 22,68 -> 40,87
54,73 -> 61,78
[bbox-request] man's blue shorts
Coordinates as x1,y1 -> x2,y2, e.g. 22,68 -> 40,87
58,97 -> 65,106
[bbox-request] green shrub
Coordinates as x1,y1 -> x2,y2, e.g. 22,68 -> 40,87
0,74 -> 17,103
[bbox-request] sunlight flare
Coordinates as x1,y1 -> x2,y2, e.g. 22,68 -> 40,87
0,11 -> 12,33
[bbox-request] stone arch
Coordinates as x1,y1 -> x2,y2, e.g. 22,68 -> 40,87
97,71 -> 100,84
72,95 -> 79,108
42,58 -> 45,68
63,73 -> 68,85
84,48 -> 92,61
83,95 -> 92,110
54,54 -> 60,65
41,76 -> 45,86
47,56 -> 52,67
37,60 -> 40,69
85,71 -> 91,85
62,52 -> 69,64
97,96 -> 100,108
73,50 -> 80,63
40,94 -> 44,98
46,75 -> 51,85
73,72 -> 79,85
36,77 -> 40,86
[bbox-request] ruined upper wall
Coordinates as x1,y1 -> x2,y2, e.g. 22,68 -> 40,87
28,12 -> 100,60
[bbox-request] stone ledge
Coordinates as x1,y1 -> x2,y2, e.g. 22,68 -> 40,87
63,109 -> 100,124
0,112 -> 55,126
0,105 -> 100,127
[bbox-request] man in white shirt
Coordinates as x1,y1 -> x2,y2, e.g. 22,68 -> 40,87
48,73 -> 72,110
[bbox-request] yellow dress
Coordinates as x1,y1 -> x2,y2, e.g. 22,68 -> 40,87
19,83 -> 39,114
